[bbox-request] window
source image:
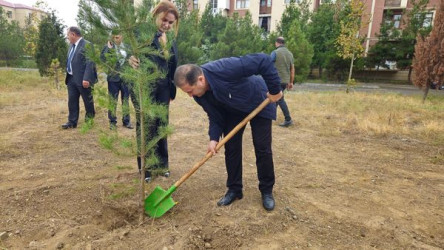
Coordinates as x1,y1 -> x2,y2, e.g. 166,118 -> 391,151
193,0 -> 198,9
236,0 -> 249,9
267,0 -> 271,7
211,0 -> 218,13
415,12 -> 434,28
261,0 -> 266,7
7,11 -> 13,18
393,14 -> 401,28
259,16 -> 271,32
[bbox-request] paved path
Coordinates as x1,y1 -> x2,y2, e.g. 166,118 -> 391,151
292,82 -> 444,96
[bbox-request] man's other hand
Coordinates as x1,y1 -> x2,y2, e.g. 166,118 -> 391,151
267,91 -> 283,103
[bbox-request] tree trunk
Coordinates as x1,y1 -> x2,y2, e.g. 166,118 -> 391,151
346,54 -> 355,93
422,85 -> 429,103
408,66 -> 413,83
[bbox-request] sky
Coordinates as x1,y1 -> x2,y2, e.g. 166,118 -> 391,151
7,0 -> 80,26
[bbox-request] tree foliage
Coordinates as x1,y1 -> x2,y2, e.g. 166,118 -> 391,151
78,0 -> 174,218
175,0 -> 203,64
286,19 -> 313,83
0,7 -> 26,66
396,0 -> 432,72
35,11 -> 67,76
307,0 -> 338,77
336,0 -> 366,60
335,0 -> 367,85
22,13 -> 40,57
365,12 -> 401,69
209,12 -> 266,60
413,2 -> 444,101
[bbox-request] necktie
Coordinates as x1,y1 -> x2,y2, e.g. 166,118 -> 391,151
66,44 -> 76,74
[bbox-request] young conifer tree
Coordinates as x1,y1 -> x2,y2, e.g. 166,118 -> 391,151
413,2 -> 444,102
78,0 -> 174,218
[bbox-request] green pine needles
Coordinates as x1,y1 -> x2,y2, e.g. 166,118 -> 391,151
78,0 -> 175,217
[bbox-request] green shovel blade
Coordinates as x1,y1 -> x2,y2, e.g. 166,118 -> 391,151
144,185 -> 177,218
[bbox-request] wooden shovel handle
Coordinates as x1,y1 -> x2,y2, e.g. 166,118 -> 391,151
174,98 -> 272,188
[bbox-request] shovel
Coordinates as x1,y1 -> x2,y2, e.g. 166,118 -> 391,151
144,98 -> 272,218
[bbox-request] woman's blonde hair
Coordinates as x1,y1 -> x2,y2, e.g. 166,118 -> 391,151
152,0 -> 180,36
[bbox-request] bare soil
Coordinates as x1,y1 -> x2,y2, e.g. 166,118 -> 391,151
0,81 -> 443,249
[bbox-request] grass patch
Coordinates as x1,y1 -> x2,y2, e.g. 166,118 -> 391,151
287,91 -> 444,145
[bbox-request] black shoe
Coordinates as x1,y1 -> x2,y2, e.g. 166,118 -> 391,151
123,122 -> 134,129
110,123 -> 117,130
144,171 -> 151,183
61,123 -> 77,129
162,171 -> 170,177
279,120 -> 293,127
217,191 -> 243,206
262,193 -> 275,211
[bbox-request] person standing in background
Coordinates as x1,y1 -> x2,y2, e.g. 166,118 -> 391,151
271,36 -> 294,127
100,32 -> 133,130
62,26 -> 97,129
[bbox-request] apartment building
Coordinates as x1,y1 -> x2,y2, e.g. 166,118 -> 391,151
361,0 -> 440,55
135,0 -> 318,32
134,0 -> 440,39
0,0 -> 47,27
189,0 -> 320,32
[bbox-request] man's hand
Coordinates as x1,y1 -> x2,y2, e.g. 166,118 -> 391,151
82,80 -> 90,88
267,91 -> 283,103
287,82 -> 294,90
207,140 -> 218,155
128,56 -> 140,69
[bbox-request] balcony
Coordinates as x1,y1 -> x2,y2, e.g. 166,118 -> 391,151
384,0 -> 407,9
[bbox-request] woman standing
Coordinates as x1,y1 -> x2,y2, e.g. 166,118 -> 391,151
129,1 -> 179,182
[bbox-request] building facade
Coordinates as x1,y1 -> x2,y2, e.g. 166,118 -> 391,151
191,0 -> 319,32
136,0 -> 440,40
0,0 -> 47,28
360,0 -> 440,56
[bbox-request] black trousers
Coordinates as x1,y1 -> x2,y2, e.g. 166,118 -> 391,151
277,83 -> 291,121
224,114 -> 275,194
67,75 -> 95,125
131,80 -> 170,172
108,79 -> 130,125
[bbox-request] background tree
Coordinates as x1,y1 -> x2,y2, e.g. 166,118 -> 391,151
276,0 -> 311,37
78,0 -> 174,220
209,12 -> 266,60
35,11 -> 67,76
335,0 -> 367,90
286,19 -> 313,83
413,2 -> 443,102
175,0 -> 203,64
396,0 -> 432,82
365,12 -> 401,70
307,0 -> 337,78
0,7 -> 26,67
22,13 -> 39,58
199,4 -> 228,62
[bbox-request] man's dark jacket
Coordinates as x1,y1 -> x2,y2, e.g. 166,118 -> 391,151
194,53 -> 281,141
65,38 -> 97,85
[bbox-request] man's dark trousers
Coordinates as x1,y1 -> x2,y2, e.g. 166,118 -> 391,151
108,79 -> 130,125
67,75 -> 95,125
223,113 -> 275,195
277,83 -> 291,122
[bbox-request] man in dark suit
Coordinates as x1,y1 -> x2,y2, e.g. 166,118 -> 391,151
62,26 -> 97,129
